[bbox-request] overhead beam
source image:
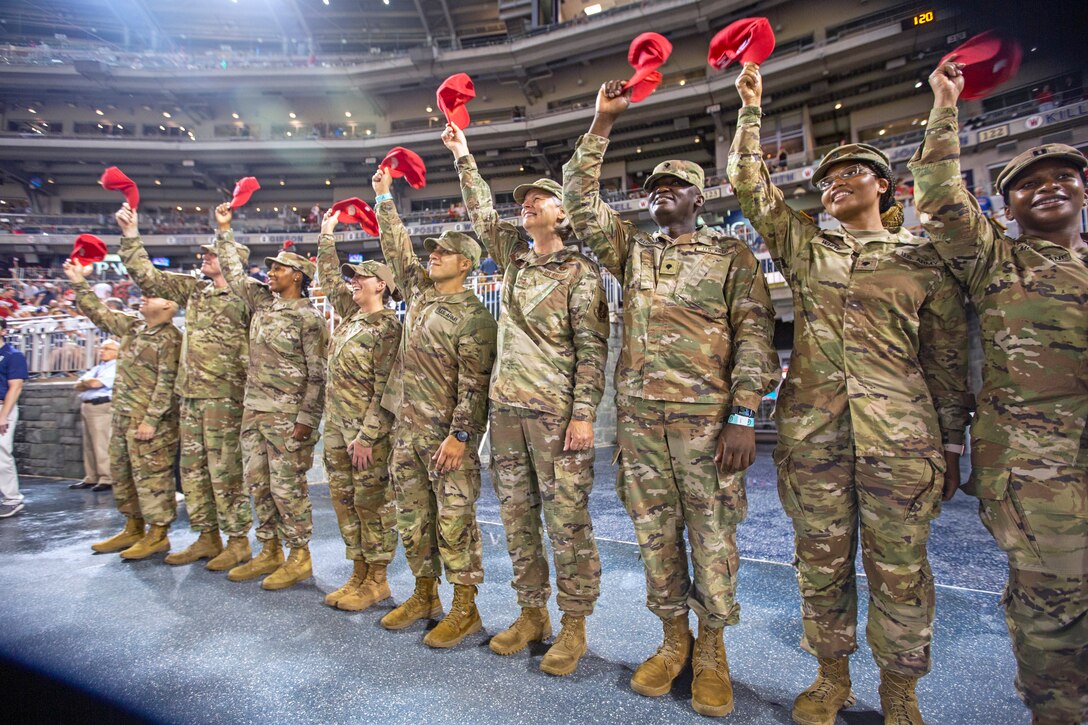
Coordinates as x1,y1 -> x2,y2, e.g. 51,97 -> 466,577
128,0 -> 176,52
411,0 -> 434,44
436,0 -> 459,49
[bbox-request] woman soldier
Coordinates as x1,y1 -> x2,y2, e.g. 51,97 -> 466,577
441,122 -> 610,676
316,208 -> 403,612
728,63 -> 970,725
213,202 -> 328,591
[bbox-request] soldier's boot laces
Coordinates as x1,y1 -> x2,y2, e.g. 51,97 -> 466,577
380,576 -> 442,630
227,538 -> 283,582
120,524 -> 170,560
262,546 -> 313,590
338,562 -> 391,612
630,615 -> 693,697
424,584 -> 482,649
206,536 -> 252,571
792,656 -> 856,725
539,614 -> 587,677
489,606 -> 551,656
325,560 -> 368,607
164,529 -> 223,566
91,517 -> 144,554
691,623 -> 734,717
879,670 -> 925,725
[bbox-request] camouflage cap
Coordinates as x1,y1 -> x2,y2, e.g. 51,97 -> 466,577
341,259 -> 397,295
200,241 -> 251,264
512,178 -> 563,203
811,143 -> 891,186
643,159 -> 705,192
423,231 -> 482,270
264,250 -> 315,279
994,143 -> 1088,195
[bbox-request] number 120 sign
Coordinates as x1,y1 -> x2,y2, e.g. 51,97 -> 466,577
902,10 -> 935,30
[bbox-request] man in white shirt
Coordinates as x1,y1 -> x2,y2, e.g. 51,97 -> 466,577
92,280 -> 113,300
71,340 -> 118,491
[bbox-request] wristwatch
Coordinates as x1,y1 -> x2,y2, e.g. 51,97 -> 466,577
727,406 -> 756,428
452,430 -> 470,443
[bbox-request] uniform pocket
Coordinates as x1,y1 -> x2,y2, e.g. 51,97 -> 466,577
905,459 -> 941,522
772,445 -> 803,520
674,252 -> 730,320
968,466 -> 1042,563
553,451 -> 594,510
716,464 -> 748,526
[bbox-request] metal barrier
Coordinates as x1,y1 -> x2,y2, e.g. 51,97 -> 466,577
6,320 -> 110,376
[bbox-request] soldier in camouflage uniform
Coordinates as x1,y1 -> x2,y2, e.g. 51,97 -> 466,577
370,167 -> 497,650
65,257 -> 181,561
442,122 -> 609,675
910,61 -> 1087,725
729,64 -> 969,725
213,203 -> 328,592
317,208 -> 402,612
117,205 -> 253,571
563,81 -> 780,717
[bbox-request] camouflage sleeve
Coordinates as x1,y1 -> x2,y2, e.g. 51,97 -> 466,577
296,310 -> 328,429
119,235 -> 198,305
918,272 -> 970,446
561,133 -> 633,279
450,312 -> 497,436
317,233 -> 355,320
376,199 -> 426,302
907,106 -> 1003,294
356,318 -> 400,447
723,245 -> 781,409
455,153 -> 528,271
215,230 -> 272,311
72,279 -> 137,338
727,106 -> 821,273
568,262 -> 610,422
142,329 -> 180,429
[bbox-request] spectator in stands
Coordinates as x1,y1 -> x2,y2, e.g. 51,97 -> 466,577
72,339 -> 118,491
478,254 -> 498,276
0,289 -> 20,318
975,187 -> 995,218
0,318 -> 28,518
777,148 -> 789,171
248,264 -> 268,283
1056,73 -> 1082,106
1033,84 -> 1056,111
92,278 -> 113,300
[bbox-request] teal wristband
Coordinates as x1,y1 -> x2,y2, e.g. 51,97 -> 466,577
727,414 -> 755,428
374,193 -> 393,204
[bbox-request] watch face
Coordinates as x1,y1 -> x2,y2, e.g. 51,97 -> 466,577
455,431 -> 469,442
734,407 -> 756,417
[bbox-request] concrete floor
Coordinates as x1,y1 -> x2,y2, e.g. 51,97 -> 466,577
0,445 -> 1026,724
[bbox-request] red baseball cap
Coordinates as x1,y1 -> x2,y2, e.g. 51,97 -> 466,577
330,197 -> 379,236
708,17 -> 776,70
380,147 -> 427,189
230,176 -> 260,209
623,33 -> 672,103
99,166 -> 139,209
437,73 -> 476,129
71,234 -> 107,266
941,30 -> 1022,101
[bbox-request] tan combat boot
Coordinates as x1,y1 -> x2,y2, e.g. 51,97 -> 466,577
630,615 -> 693,697
792,656 -> 856,725
91,517 -> 144,553
227,538 -> 283,582
879,670 -> 925,725
540,614 -> 587,676
262,546 -> 313,590
338,562 -> 391,612
325,560 -> 368,607
120,524 -> 170,560
206,536 -> 252,571
164,529 -> 223,566
424,584 -> 482,649
381,576 -> 443,630
489,607 -> 551,656
691,622 -> 733,717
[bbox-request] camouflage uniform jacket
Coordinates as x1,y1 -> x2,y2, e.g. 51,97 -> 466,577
563,132 -> 780,409
729,105 -> 969,460
455,154 -> 609,422
317,233 -> 402,446
215,231 -> 328,428
909,106 -> 1088,466
375,200 -> 497,437
73,280 -> 181,430
119,235 -> 249,401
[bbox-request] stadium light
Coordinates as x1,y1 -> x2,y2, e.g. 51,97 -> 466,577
584,3 -> 602,15
232,112 -> 240,119
289,112 -> 297,119
323,0 -> 330,5
162,111 -> 172,118
95,109 -> 104,115
27,108 -> 37,114
834,102 -> 843,110
344,111 -> 352,118
154,179 -> 162,186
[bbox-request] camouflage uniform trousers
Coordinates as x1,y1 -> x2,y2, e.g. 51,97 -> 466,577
179,397 -> 251,537
390,428 -> 484,585
616,394 -> 747,627
240,409 -> 317,548
323,420 -> 397,564
774,426 -> 943,677
490,403 -> 600,616
966,445 -> 1087,722
107,413 -> 179,526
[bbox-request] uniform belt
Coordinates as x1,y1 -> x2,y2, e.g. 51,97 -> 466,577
84,398 -> 112,406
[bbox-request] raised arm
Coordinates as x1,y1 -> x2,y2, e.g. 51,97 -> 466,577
723,245 -> 781,410
64,260 -> 137,338
214,203 -> 271,311
355,317 -> 401,447
116,205 -> 198,305
727,63 -> 821,272
317,209 -> 355,320
296,310 -> 328,430
372,167 -> 426,300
